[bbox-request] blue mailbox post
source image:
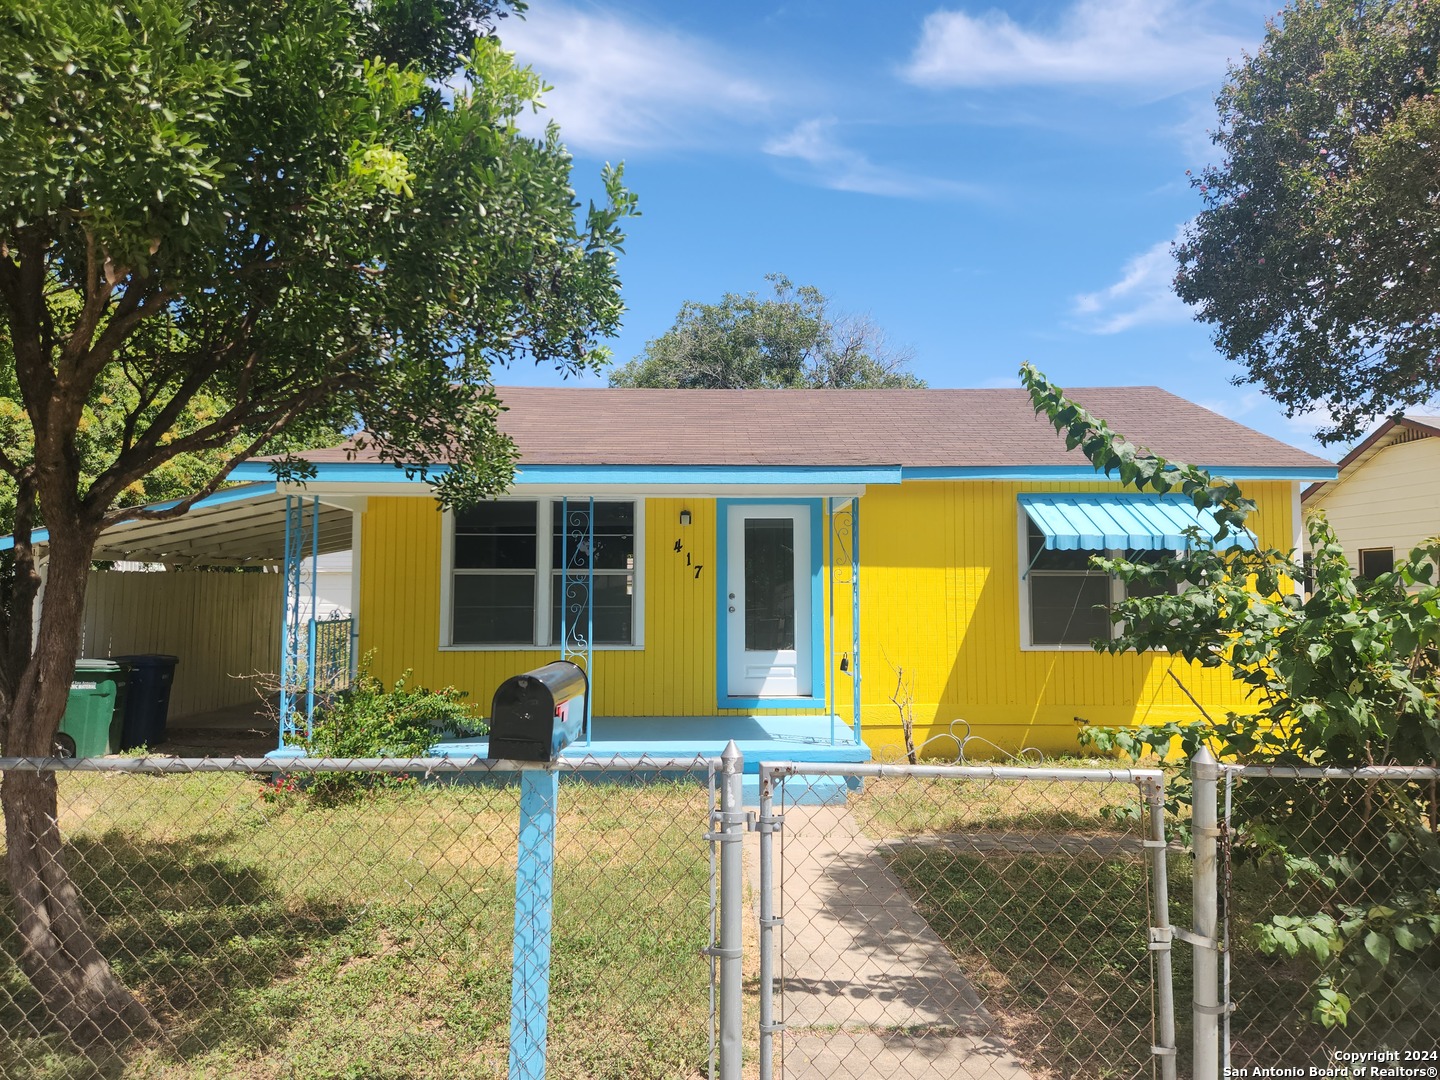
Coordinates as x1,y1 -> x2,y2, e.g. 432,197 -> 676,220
488,662 -> 587,1080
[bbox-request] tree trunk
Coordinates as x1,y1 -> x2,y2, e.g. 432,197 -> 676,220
2,531 -> 156,1047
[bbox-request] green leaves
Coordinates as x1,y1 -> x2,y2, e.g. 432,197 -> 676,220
609,274 -> 926,390
0,0 -> 637,526
1312,981 -> 1351,1028
1173,0 -> 1440,443
1028,361 -> 1440,1035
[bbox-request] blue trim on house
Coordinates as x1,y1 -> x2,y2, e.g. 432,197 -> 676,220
517,465 -> 897,485
231,460 -> 902,486
233,458 -> 1335,487
902,464 -> 1337,482
0,482 -> 279,551
715,499 -> 826,711
230,461 -> 448,482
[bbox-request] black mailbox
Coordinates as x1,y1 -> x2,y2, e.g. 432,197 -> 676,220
488,661 -> 587,761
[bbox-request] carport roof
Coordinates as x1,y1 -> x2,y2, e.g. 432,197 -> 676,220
1,484 -> 353,565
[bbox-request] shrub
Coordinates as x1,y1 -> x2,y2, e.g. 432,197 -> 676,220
290,662 -> 486,803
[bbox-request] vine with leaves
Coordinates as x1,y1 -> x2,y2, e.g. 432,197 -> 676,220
1020,363 -> 1440,1030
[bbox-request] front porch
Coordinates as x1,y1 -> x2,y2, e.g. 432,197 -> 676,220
432,712 -> 871,765
431,713 -> 872,804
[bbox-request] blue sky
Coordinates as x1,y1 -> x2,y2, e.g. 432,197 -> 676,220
488,0 -> 1343,459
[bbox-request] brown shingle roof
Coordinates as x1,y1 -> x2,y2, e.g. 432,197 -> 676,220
304,386 -> 1331,470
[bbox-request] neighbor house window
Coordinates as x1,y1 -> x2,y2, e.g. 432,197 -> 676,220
1358,547 -> 1394,581
1022,518 -> 1176,648
448,499 -> 640,648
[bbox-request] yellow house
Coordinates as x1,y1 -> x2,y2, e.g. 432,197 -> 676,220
221,385 -> 1334,762
1302,415 -> 1440,580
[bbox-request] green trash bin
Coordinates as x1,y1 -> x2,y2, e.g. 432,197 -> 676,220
56,659 -> 126,758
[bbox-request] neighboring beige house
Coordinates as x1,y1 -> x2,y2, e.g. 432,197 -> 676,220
1302,415 -> 1440,579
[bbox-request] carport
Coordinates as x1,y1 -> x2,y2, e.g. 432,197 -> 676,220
5,483 -> 359,745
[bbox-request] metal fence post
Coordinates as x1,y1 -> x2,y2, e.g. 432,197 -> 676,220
1142,777 -> 1177,1080
718,741 -> 744,1080
1192,746 -> 1222,1080
757,766 -> 781,1080
510,768 -> 560,1080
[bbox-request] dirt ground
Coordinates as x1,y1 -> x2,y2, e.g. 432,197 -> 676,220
154,700 -> 279,758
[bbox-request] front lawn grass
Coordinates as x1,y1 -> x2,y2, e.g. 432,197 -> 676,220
0,772 -> 715,1080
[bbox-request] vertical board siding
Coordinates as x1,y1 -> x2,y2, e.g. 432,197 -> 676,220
360,480 -> 1297,754
855,479 -> 1296,754
361,497 -> 726,718
83,570 -> 282,719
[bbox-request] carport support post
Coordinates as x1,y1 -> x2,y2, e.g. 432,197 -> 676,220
510,767 -> 560,1080
718,741 -> 744,1080
1192,747 -> 1222,1080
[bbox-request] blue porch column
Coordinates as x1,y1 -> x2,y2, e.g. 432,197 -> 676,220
557,497 -> 595,747
278,494 -> 320,750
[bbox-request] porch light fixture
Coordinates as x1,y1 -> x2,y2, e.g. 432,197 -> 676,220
679,509 -> 692,526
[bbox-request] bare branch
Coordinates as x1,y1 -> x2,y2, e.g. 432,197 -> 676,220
77,277 -> 169,387
100,391 -> 337,529
0,444 -> 32,482
56,230 -> 112,377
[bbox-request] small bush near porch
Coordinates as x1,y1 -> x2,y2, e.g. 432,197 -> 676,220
0,770 -> 713,1080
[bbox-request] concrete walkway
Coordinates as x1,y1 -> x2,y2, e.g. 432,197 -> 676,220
748,805 -> 1034,1080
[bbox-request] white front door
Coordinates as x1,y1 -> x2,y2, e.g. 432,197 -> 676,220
726,505 -> 812,698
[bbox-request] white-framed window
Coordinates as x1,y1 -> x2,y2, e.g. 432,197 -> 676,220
442,498 -> 644,649
1019,511 -> 1176,650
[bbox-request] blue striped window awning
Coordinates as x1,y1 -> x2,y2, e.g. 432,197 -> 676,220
1019,493 -> 1256,552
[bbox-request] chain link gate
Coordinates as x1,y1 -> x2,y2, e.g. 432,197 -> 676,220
755,761 -> 1178,1080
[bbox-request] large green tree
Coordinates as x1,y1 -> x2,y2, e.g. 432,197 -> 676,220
0,0 -> 632,1044
1174,0 -> 1440,443
609,273 -> 925,389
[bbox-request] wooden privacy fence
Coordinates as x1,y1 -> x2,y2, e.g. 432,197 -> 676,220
81,568 -> 282,719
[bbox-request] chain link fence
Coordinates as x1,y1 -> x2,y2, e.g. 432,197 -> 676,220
7,752 -> 1440,1080
1211,763 -> 1440,1075
0,756 -> 716,1080
760,762 -> 1176,1080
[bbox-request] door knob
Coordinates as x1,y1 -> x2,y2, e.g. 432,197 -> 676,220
728,606 -> 735,613
728,592 -> 735,599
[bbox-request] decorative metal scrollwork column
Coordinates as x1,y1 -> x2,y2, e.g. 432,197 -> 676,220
558,496 -> 595,745
279,494 -> 320,748
827,497 -> 861,746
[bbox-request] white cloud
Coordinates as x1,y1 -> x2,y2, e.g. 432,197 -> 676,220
498,3 -> 774,154
904,0 -> 1249,93
763,118 -> 978,200
1073,227 -> 1195,334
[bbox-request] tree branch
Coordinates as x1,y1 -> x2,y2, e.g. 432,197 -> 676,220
100,391 -> 339,529
57,230 -> 113,377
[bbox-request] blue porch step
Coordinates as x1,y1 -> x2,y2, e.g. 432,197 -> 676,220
428,713 -> 871,807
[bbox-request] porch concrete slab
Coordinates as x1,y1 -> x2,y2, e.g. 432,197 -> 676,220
157,701 -> 277,757
759,805 -> 1033,1079
431,714 -> 873,767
